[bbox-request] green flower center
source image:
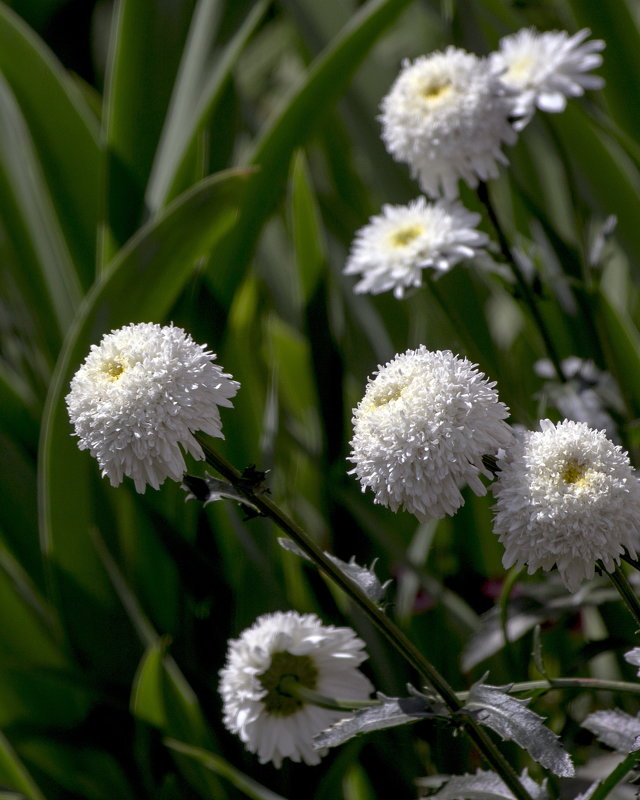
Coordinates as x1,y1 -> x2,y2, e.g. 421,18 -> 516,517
389,225 -> 423,248
259,651 -> 318,716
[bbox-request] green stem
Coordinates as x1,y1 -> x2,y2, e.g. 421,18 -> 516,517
477,182 -> 566,383
586,750 -> 640,800
604,562 -> 640,631
458,677 -> 640,701
279,677 -> 381,712
196,436 -> 535,800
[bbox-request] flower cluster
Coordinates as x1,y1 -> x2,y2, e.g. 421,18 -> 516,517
349,347 -> 513,520
345,27 -> 603,298
219,611 -> 373,767
66,322 -> 239,493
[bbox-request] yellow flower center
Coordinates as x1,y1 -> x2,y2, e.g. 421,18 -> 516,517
259,651 -> 318,717
102,358 -> 127,381
506,56 -> 534,82
420,79 -> 453,103
389,225 -> 423,248
561,459 -> 591,489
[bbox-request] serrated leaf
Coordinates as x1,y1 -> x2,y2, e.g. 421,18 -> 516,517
277,538 -> 391,603
464,683 -> 574,777
183,474 -> 260,516
582,710 -> 640,753
313,692 -> 446,750
418,769 -> 548,800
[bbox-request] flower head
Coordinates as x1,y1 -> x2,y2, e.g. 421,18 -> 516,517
492,419 -> 640,592
348,348 -> 513,520
66,322 -> 239,493
380,47 -> 517,198
344,197 -> 488,298
219,611 -> 372,767
492,28 -> 604,128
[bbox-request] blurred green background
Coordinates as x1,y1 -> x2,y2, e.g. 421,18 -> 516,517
2,0 -> 640,797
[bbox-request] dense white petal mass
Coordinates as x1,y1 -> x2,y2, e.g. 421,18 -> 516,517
492,28 -> 604,128
349,348 -> 513,520
380,47 -> 517,198
344,197 -> 488,298
493,419 -> 640,592
66,322 -> 239,493
219,611 -> 373,767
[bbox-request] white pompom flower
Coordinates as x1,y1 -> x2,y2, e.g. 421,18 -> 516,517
66,322 -> 239,493
492,419 -> 640,592
491,28 -> 605,128
344,197 -> 489,298
349,348 -> 513,520
380,47 -> 517,199
219,611 -> 373,768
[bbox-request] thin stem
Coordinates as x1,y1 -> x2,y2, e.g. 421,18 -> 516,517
196,436 -> 535,800
604,562 -> 640,631
586,750 -> 640,800
457,677 -> 640,701
279,677 -> 380,712
477,182 -> 566,383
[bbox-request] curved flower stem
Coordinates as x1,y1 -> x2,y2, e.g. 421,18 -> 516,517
196,436 -> 535,800
603,562 -> 640,631
476,182 -> 566,383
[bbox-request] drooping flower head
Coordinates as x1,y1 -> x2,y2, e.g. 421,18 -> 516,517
492,28 -> 605,128
380,47 -> 517,198
492,419 -> 640,592
66,322 -> 239,493
344,197 -> 488,298
219,611 -> 373,767
349,348 -> 513,520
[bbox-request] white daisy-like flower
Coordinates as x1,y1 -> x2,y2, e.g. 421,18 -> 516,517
344,197 -> 488,298
348,348 -> 513,520
492,419 -> 640,592
492,28 -> 605,128
66,322 -> 239,493
219,611 -> 373,768
380,47 -> 517,199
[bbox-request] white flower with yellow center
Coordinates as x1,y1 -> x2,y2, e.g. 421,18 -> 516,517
344,197 -> 488,298
492,28 -> 604,128
219,611 -> 373,767
349,348 -> 513,520
380,47 -> 517,198
66,322 -> 239,493
492,419 -> 640,592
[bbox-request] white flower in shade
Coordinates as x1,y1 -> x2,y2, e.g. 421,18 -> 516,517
492,28 -> 605,128
344,197 -> 488,298
380,47 -> 517,199
219,611 -> 373,768
348,348 -> 513,520
492,419 -> 640,592
66,322 -> 239,493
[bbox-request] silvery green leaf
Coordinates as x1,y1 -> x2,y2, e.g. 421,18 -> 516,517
417,769 -> 548,800
624,648 -> 640,676
313,691 -> 447,750
582,709 -> 640,753
183,473 -> 260,515
464,682 -> 574,777
278,538 -> 391,603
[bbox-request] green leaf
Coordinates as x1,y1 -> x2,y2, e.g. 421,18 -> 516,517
101,0 -> 196,262
0,73 -> 82,346
0,731 -> 45,800
164,739 -> 289,800
38,169 -> 251,660
0,3 -> 100,286
288,150 -> 326,304
146,0 -> 268,210
210,0 -> 414,302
